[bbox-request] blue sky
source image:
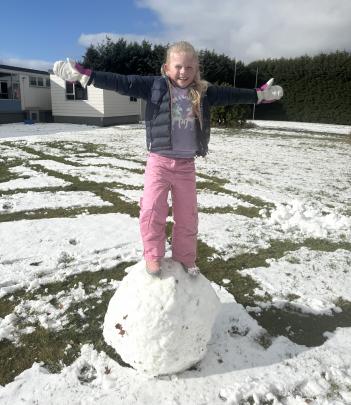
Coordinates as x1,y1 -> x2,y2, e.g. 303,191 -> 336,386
1,0 -> 350,71
1,0 -> 160,69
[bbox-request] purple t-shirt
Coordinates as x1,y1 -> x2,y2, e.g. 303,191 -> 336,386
157,84 -> 198,159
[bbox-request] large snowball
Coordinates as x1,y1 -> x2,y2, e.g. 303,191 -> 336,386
103,258 -> 220,376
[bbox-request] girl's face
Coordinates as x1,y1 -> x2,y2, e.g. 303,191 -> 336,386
164,51 -> 197,88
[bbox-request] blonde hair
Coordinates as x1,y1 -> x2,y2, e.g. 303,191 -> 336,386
161,41 -> 208,120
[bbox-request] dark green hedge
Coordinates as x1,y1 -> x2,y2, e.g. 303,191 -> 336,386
250,52 -> 351,125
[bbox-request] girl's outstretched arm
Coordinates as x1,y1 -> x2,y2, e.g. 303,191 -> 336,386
53,58 -> 154,100
206,78 -> 283,106
206,84 -> 257,106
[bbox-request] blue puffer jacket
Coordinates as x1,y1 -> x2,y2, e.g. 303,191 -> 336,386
89,71 -> 258,157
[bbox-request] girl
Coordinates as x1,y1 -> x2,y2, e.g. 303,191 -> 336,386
53,41 -> 283,276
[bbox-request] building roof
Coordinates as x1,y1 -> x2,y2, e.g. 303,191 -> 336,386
0,64 -> 49,75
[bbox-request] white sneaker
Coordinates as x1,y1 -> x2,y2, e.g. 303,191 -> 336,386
182,264 -> 200,277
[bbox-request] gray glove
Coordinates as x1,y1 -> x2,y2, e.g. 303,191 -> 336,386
256,78 -> 283,104
53,58 -> 92,88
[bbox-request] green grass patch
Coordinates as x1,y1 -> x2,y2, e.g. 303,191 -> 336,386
20,141 -> 146,169
26,140 -> 106,157
0,144 -> 144,222
196,176 -> 272,209
0,297 -> 16,318
255,300 -> 351,347
2,141 -> 268,224
199,204 -> 261,218
2,261 -> 135,306
0,164 -> 16,183
0,158 -> 26,183
0,291 -> 128,386
196,172 -> 228,185
303,238 -> 351,252
0,189 -> 141,222
0,206 -> 115,223
196,180 -> 220,191
195,237 -> 351,347
25,164 -> 141,218
0,262 -> 135,385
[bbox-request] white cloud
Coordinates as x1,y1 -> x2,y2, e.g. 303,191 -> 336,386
0,57 -> 52,71
134,0 -> 351,61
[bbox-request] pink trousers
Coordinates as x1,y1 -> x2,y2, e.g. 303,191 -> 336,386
139,153 -> 198,267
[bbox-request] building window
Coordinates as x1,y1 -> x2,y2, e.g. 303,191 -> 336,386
29,75 -> 50,87
0,81 -> 8,99
0,72 -> 20,99
129,96 -> 137,102
66,82 -> 87,101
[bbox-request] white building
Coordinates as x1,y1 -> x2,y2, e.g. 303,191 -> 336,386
50,73 -> 144,126
0,65 -> 52,124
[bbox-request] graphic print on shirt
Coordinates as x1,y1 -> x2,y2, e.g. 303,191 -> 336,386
161,84 -> 198,156
171,86 -> 195,131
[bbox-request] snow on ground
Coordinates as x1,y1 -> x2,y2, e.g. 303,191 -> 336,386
249,119 -> 351,135
111,187 -> 254,210
0,121 -> 350,404
35,159 -> 145,186
109,187 -> 143,204
199,212 -> 277,257
0,166 -> 71,191
199,126 -> 350,214
1,278 -> 120,344
199,203 -> 350,259
0,144 -> 39,160
197,191 -> 254,209
0,213 -> 142,298
0,191 -> 112,214
243,247 -> 351,315
265,199 -> 351,239
1,286 -> 351,404
66,156 -> 144,170
0,122 -> 100,138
